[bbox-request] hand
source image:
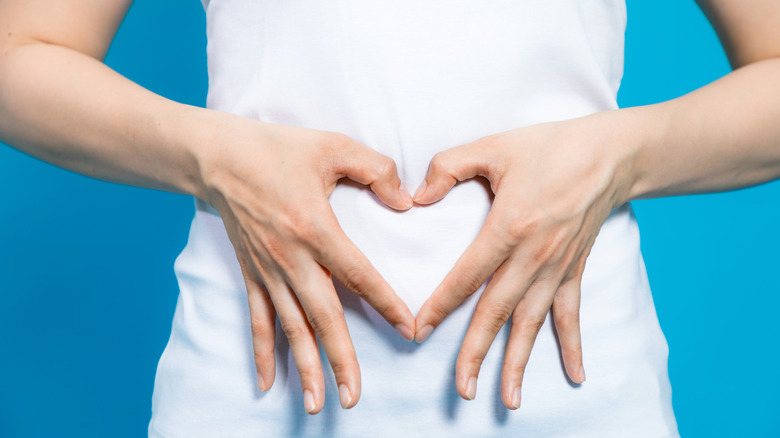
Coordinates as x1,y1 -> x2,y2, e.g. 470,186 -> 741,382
412,111 -> 637,409
196,113 -> 417,414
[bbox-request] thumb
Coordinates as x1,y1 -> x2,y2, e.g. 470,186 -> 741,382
414,141 -> 494,205
331,141 -> 413,210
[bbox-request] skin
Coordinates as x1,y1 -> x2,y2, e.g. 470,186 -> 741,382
1,0 -> 779,415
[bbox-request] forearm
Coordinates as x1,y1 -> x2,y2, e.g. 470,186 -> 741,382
0,40 -> 211,197
620,57 -> 780,202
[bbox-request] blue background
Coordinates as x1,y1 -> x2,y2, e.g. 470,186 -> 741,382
1,0 -> 778,436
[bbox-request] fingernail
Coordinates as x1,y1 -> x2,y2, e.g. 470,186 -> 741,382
257,373 -> 267,392
338,384 -> 352,409
394,323 -> 414,342
579,365 -> 586,383
414,324 -> 434,343
465,377 -> 477,400
511,387 -> 521,409
303,389 -> 316,414
413,180 -> 428,202
399,184 -> 414,208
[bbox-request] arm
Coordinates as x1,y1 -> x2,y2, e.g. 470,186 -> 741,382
0,0 -> 203,194
625,0 -> 780,200
0,0 -> 417,414
411,0 -> 780,408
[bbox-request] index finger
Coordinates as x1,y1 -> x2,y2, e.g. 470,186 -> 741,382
414,213 -> 511,342
310,208 -> 416,342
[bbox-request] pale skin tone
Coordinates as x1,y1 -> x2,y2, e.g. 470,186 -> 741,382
1,0 -> 779,415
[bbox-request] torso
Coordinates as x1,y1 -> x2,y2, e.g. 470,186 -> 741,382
149,1 -> 678,436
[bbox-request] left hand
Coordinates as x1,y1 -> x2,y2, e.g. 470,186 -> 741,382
412,110 -> 638,409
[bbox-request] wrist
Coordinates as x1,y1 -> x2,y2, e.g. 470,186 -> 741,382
145,102 -> 212,199
595,105 -> 669,207
169,105 -> 238,202
179,108 -> 279,210
620,104 -> 674,203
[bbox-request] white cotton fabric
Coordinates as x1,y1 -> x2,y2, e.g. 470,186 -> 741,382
149,1 -> 679,437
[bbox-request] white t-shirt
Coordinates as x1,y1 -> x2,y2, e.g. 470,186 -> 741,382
149,1 -> 679,436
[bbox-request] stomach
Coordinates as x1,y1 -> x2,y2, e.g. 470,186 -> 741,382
149,192 -> 678,438
328,176 -> 493,316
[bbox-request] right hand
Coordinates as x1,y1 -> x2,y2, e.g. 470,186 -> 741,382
196,112 -> 416,414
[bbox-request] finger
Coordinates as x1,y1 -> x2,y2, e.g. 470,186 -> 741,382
552,271 -> 585,384
312,213 -> 415,342
413,139 -> 496,204
551,236 -> 593,384
452,260 -> 536,401
330,140 -> 413,210
284,256 -> 362,410
414,217 -> 509,342
228,229 -> 281,393
501,279 -> 559,410
262,271 -> 327,415
242,267 -> 277,392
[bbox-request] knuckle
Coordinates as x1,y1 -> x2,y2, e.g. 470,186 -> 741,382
515,317 -> 546,337
328,359 -> 356,378
306,307 -> 342,336
279,317 -> 308,343
250,316 -> 274,339
543,230 -> 570,261
553,294 -> 580,322
554,307 -> 580,328
506,361 -> 528,378
532,242 -> 558,265
457,353 -> 485,372
297,365 -> 319,383
477,137 -> 506,177
292,218 -> 325,248
253,347 -> 274,366
275,208 -> 325,248
369,299 -> 395,322
475,303 -> 513,333
261,233 -> 288,263
428,303 -> 451,325
361,155 -> 396,183
272,207 -> 301,238
563,341 -> 582,358
458,270 -> 486,296
362,167 -> 380,182
481,217 -> 512,253
465,354 -> 485,370
429,152 -> 449,175
376,156 -> 398,180
340,264 -> 370,295
505,215 -> 537,245
561,264 -> 582,283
